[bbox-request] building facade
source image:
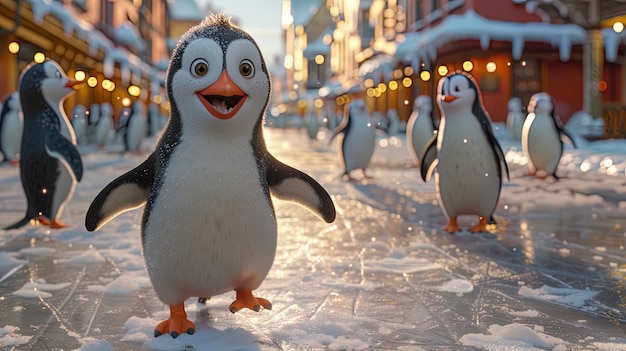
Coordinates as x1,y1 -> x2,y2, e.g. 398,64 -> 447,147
284,0 -> 626,137
0,0 -> 172,122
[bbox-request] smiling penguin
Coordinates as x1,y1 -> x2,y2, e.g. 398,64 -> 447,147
421,72 -> 508,233
85,14 -> 336,338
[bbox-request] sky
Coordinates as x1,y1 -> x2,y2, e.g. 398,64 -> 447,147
196,0 -> 284,64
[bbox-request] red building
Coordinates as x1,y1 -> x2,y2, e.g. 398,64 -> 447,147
361,0 -> 626,136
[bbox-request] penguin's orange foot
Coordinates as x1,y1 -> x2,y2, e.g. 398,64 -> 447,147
9,159 -> 19,166
49,220 -> 69,229
470,217 -> 489,233
154,303 -> 195,338
229,290 -> 272,313
443,218 -> 460,233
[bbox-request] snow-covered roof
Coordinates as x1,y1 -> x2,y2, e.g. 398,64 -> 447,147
359,54 -> 394,84
113,21 -> 147,53
394,9 -> 587,74
168,0 -> 208,21
25,0 -> 165,87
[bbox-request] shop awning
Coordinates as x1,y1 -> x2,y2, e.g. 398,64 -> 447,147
394,9 -> 587,70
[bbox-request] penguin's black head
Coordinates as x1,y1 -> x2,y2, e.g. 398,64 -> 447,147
18,60 -> 80,116
166,13 -> 271,136
437,71 -> 489,120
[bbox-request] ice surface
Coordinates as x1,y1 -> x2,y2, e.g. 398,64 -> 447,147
0,127 -> 625,350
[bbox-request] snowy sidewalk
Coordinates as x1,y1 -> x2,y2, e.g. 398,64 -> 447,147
0,127 -> 625,350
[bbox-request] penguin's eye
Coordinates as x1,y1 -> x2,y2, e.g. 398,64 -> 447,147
55,71 -> 61,79
239,60 -> 254,77
191,59 -> 209,77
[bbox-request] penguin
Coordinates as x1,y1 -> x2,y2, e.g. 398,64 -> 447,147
406,95 -> 436,166
94,102 -> 114,148
85,13 -> 335,339
123,101 -> 148,153
71,104 -> 88,145
5,60 -> 83,230
506,97 -> 525,141
385,108 -> 400,135
330,98 -> 376,181
305,105 -> 319,141
420,72 -> 508,233
147,102 -> 164,137
521,92 -> 576,180
0,92 -> 23,164
87,103 -> 100,144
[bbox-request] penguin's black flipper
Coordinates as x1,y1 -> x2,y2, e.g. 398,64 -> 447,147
558,126 -> 577,148
4,215 -> 33,230
44,133 -> 83,181
266,157 -> 336,223
420,135 -> 438,182
85,154 -> 156,231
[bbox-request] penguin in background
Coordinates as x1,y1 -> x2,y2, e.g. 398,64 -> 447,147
305,104 -> 319,141
0,92 -> 23,164
406,95 -> 436,167
521,92 -> 576,180
421,72 -> 508,233
71,104 -> 88,145
5,60 -> 83,230
85,13 -> 335,339
506,97 -> 525,141
147,102 -> 164,137
123,100 -> 148,153
385,108 -> 400,135
87,103 -> 100,144
94,102 -> 114,148
330,98 -> 376,181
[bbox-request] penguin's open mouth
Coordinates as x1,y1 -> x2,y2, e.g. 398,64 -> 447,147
196,70 -> 248,120
197,94 -> 247,119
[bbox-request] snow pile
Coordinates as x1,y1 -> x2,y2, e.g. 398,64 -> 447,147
437,278 -> 474,296
18,246 -> 56,259
56,248 -> 106,264
0,251 -> 27,267
12,278 -> 71,298
459,323 -> 567,350
518,285 -> 599,308
0,325 -> 30,347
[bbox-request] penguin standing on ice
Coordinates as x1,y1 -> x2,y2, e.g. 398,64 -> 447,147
94,102 -> 113,148
71,104 -> 88,145
0,92 -> 23,164
123,100 -> 148,153
421,72 -> 508,233
521,92 -> 576,180
506,97 -> 525,141
305,105 -> 319,141
85,14 -> 335,338
330,98 -> 376,181
5,60 -> 83,229
406,95 -> 436,166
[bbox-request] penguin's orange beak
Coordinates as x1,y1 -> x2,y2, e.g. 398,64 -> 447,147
196,70 -> 247,120
441,95 -> 457,103
65,80 -> 83,90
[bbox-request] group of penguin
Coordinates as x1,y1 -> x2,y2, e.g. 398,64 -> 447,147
0,13 -> 578,339
330,71 -> 575,234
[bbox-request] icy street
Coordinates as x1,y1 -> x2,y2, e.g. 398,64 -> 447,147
0,126 -> 625,350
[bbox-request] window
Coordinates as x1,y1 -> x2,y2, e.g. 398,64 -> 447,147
430,0 -> 441,11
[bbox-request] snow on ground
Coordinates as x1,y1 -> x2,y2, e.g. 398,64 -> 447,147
0,125 -> 625,350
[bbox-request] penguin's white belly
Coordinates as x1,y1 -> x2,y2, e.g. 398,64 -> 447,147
436,121 -> 500,218
407,113 -> 434,163
143,142 -> 277,305
339,120 -> 375,172
51,160 -> 76,220
2,113 -> 22,159
522,115 -> 561,173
